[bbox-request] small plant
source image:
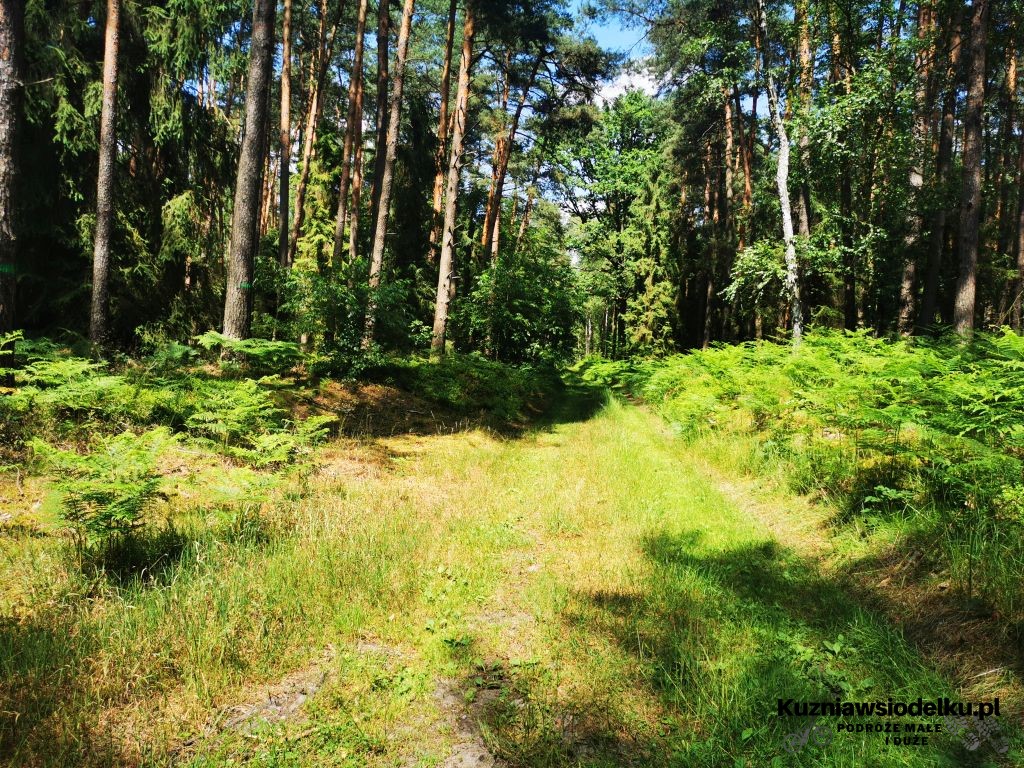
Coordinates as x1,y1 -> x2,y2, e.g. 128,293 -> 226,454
194,330 -> 302,375
32,428 -> 176,549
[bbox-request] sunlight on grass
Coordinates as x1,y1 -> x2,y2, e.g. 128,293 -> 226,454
2,386 -> 1018,766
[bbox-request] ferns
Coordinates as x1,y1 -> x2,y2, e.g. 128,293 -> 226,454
3,333 -> 338,552
616,329 -> 1024,623
193,330 -> 301,374
32,429 -> 176,546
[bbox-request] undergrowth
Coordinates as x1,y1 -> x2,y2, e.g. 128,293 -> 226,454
578,329 -> 1024,626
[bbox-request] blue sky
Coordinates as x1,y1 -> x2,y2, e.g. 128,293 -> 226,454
569,1 -> 651,59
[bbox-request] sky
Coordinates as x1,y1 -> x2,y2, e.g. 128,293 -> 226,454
569,1 -> 660,103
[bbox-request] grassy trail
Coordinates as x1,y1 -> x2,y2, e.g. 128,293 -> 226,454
4,388 -> 1015,766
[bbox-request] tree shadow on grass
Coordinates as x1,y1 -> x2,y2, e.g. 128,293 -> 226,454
552,530 -> 1014,767
0,517 -> 270,767
0,614 -> 140,768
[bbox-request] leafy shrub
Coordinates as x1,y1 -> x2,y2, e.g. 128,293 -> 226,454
32,429 -> 177,547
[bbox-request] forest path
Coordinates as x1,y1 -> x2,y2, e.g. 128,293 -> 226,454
184,392 -> 1008,767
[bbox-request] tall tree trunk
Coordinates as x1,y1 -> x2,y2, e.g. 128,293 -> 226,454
363,0 -> 415,346
794,0 -> 813,237
427,0 -> 457,262
287,0 -> 339,267
1014,49 -> 1024,331
223,0 -> 276,340
89,0 -> 120,347
897,1 -> 935,333
952,0 -> 989,335
431,2 -> 474,356
481,52 -> 511,260
919,9 -> 963,328
514,152 -> 543,255
0,0 -> 23,334
733,87 -> 753,250
368,0 -> 391,241
481,52 -> 544,260
277,0 -> 292,267
348,129 -> 365,262
757,0 -> 803,343
333,0 -> 370,266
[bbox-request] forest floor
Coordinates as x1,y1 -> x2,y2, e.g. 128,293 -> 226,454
3,381 -> 1021,767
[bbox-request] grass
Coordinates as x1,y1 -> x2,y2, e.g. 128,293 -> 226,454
2,377 -> 1018,766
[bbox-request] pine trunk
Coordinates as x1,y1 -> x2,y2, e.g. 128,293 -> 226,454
431,2 -> 474,356
794,0 -> 813,237
427,0 -> 458,262
287,0 -> 338,267
952,0 -> 989,335
333,0 -> 370,266
368,0 -> 390,239
223,0 -> 276,340
363,0 -> 415,346
89,0 -> 120,347
919,9 -> 963,328
481,53 -> 543,260
277,0 -> 292,267
898,1 -> 935,334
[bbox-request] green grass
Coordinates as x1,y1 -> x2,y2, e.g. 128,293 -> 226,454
2,381 -> 1018,766
576,330 -> 1024,628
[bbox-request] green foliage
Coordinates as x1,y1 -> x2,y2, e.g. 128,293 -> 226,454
375,353 -> 561,424
32,429 -> 176,546
608,330 -> 1024,623
463,206 -> 581,364
193,331 -> 302,375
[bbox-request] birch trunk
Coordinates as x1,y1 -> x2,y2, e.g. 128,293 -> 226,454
757,0 -> 802,343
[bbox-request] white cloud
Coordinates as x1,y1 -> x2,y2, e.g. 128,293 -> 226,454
597,66 -> 659,106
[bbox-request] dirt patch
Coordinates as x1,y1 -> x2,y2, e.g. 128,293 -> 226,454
433,678 -> 507,768
281,381 -> 472,437
174,647 -> 335,760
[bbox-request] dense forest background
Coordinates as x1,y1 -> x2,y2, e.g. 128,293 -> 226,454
0,0 -> 1019,362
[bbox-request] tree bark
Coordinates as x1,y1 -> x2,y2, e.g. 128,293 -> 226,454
277,0 -> 292,267
427,0 -> 458,262
333,0 -> 370,267
363,0 -> 415,346
919,9 -> 963,328
89,0 -> 120,347
952,0 -> 989,335
897,1 -> 935,334
733,87 -> 753,250
287,0 -> 339,267
794,0 -> 813,237
431,2 -> 474,356
481,52 -> 544,261
1014,49 -> 1024,331
0,0 -> 23,334
757,0 -> 802,343
223,0 -> 276,340
368,0 -> 391,241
